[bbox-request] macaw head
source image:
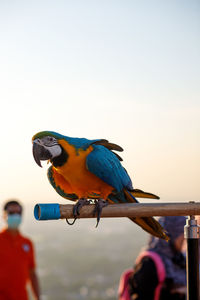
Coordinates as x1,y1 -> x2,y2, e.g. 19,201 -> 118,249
32,131 -> 67,167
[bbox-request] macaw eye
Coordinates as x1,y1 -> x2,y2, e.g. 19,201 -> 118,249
49,137 -> 53,142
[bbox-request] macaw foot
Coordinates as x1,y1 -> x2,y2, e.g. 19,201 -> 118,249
93,199 -> 108,228
73,198 -> 90,217
66,198 -> 90,225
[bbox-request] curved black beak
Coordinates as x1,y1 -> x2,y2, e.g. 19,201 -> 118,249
32,142 -> 52,168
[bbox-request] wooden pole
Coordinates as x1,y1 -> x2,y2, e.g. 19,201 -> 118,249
58,202 -> 200,219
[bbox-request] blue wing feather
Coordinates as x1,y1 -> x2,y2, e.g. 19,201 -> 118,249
86,145 -> 133,192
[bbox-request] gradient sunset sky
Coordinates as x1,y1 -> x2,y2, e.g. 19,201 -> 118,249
0,0 -> 199,206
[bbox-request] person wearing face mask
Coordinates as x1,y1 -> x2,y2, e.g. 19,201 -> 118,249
0,200 -> 40,300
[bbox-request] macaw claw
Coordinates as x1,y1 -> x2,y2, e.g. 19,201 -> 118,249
93,199 -> 108,227
66,198 -> 108,227
66,198 -> 90,226
73,198 -> 90,217
66,218 -> 77,225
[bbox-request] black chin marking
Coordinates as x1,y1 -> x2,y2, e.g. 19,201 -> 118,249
51,147 -> 68,167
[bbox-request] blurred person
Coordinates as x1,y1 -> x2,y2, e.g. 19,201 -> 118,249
119,216 -> 186,300
0,200 -> 40,300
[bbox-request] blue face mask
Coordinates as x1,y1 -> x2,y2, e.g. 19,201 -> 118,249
7,214 -> 22,229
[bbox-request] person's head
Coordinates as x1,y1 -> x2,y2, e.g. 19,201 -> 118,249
148,216 -> 186,253
161,216 -> 186,252
3,200 -> 23,230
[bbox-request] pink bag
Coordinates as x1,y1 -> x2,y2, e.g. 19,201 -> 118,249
118,251 -> 166,300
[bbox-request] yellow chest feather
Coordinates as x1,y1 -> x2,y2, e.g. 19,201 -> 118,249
53,139 -> 113,198
55,140 -> 93,181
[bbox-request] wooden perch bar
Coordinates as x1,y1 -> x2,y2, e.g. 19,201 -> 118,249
59,202 -> 200,219
33,202 -> 200,221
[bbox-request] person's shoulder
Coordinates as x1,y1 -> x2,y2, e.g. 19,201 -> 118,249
134,255 -> 156,273
136,251 -> 157,266
0,229 -> 8,239
140,256 -> 157,268
0,231 -> 4,241
0,229 -> 5,236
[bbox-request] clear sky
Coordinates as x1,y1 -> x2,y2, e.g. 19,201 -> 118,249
0,0 -> 199,206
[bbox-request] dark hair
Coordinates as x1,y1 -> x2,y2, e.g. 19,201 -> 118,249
4,200 -> 23,212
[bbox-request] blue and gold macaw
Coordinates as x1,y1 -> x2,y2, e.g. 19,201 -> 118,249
32,131 -> 168,240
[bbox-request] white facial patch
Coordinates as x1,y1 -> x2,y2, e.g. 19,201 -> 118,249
49,144 -> 62,158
